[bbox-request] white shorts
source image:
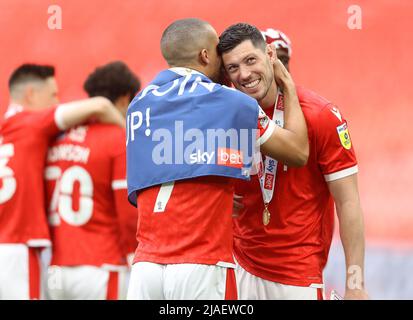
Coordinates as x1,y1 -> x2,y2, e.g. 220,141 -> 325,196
0,244 -> 45,300
127,262 -> 237,300
235,261 -> 324,300
46,265 -> 129,300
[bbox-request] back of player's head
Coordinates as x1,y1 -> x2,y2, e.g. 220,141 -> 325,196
218,23 -> 266,55
8,63 -> 55,97
83,61 -> 141,103
160,18 -> 216,67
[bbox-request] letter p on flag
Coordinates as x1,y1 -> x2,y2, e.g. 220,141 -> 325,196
217,148 -> 243,168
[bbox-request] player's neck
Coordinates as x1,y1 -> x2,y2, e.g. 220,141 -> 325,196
258,81 -> 278,110
170,64 -> 205,76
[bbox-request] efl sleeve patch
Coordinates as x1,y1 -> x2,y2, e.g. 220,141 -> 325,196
336,122 -> 352,150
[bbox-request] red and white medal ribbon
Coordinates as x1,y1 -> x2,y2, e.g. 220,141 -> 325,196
257,90 -> 284,225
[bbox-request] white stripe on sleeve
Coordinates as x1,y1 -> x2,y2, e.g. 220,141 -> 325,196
257,120 -> 276,146
54,105 -> 68,130
324,165 -> 358,182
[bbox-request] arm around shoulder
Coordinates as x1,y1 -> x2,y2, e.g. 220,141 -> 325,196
260,61 -> 309,166
55,97 -> 125,130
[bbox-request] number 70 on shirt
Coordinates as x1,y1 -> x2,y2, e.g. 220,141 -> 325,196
44,165 -> 94,226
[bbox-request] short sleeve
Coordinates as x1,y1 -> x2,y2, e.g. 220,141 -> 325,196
316,104 -> 358,182
32,105 -> 62,137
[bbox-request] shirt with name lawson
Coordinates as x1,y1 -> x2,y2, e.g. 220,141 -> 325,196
133,107 -> 275,267
233,86 -> 358,286
46,124 -> 138,267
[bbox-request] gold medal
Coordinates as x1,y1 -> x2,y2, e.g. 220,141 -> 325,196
263,204 -> 271,226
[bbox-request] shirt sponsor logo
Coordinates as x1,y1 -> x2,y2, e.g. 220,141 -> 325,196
336,122 -> 352,150
217,148 -> 243,169
189,151 -> 214,164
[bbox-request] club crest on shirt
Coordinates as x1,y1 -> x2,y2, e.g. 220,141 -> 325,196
259,114 -> 269,129
336,122 -> 352,150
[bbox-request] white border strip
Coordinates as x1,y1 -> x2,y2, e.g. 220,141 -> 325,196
257,120 -> 276,146
216,261 -> 236,269
101,263 -> 128,272
112,179 -> 127,190
324,165 -> 358,182
27,239 -> 52,247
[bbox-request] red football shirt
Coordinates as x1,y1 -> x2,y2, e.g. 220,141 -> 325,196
45,124 -> 138,267
0,105 -> 64,246
133,107 -> 275,267
233,86 -> 358,286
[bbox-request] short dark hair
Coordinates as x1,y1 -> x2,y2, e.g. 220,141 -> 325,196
83,61 -> 141,103
160,18 -> 212,66
8,64 -> 55,89
218,23 -> 266,55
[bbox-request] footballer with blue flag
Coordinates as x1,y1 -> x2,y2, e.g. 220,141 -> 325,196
126,18 -> 308,300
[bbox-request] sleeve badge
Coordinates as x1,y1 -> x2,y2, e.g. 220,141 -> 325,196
336,122 -> 352,150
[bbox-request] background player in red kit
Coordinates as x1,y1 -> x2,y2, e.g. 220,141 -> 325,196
261,28 -> 292,71
218,23 -> 368,300
0,64 -> 125,299
126,18 -> 308,300
45,61 -> 140,300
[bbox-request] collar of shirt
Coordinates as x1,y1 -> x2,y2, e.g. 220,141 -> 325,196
5,103 -> 24,119
169,67 -> 204,77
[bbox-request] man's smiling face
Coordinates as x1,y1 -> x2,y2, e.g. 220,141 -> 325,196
222,40 -> 275,104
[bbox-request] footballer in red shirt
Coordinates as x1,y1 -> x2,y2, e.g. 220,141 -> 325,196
219,23 -> 368,300
0,64 -> 125,300
126,19 -> 308,300
45,62 -> 140,300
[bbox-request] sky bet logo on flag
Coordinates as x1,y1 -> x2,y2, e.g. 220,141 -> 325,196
126,68 -> 260,206
189,151 -> 214,164
217,148 -> 243,169
190,148 -> 243,169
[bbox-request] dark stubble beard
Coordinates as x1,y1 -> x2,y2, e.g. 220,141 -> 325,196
256,62 -> 275,105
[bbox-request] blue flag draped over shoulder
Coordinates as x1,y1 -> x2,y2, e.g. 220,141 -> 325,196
126,68 -> 259,206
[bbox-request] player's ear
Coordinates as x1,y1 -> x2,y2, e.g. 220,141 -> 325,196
266,44 -> 277,64
199,48 -> 209,65
25,85 -> 35,105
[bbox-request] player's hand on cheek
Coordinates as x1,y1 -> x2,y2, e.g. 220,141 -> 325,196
273,59 -> 294,91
